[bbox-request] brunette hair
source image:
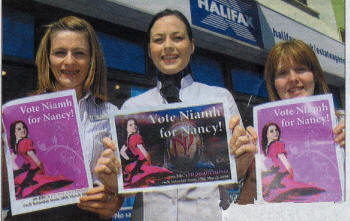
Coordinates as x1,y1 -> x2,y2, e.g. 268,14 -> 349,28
35,16 -> 107,101
123,118 -> 138,143
261,122 -> 281,155
147,9 -> 193,45
9,120 -> 28,154
264,39 -> 329,101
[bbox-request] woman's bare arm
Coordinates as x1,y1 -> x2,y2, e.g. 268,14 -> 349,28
27,150 -> 42,167
137,144 -> 151,162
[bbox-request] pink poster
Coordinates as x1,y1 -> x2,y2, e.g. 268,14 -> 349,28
254,94 -> 342,203
2,90 -> 92,215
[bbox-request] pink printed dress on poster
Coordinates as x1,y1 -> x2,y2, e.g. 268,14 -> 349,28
13,137 -> 73,199
122,133 -> 173,188
254,94 -> 342,203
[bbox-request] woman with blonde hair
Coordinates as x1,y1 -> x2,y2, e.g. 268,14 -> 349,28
3,16 -> 122,220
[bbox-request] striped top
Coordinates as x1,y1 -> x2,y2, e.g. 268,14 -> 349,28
78,92 -> 118,183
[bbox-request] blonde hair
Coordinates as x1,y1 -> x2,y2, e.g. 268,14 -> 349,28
264,39 -> 329,101
35,16 -> 107,101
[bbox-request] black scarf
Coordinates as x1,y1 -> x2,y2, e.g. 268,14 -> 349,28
158,69 -> 189,103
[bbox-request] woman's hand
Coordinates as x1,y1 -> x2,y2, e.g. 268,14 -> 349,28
11,152 -> 19,170
229,115 -> 257,180
78,185 -> 124,219
333,121 -> 345,148
94,137 -> 121,193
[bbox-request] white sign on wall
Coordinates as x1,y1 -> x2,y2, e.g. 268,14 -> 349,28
258,5 -> 344,79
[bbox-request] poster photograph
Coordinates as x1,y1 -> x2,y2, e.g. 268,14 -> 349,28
254,94 -> 343,203
2,90 -> 92,215
111,100 -> 237,193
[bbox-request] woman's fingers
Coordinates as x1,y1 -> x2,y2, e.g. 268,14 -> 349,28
235,143 -> 257,156
229,125 -> 246,154
229,115 -> 240,130
94,138 -> 121,192
333,121 -> 345,134
333,121 -> 345,148
246,126 -> 257,145
96,149 -> 120,174
78,186 -> 124,219
228,118 -> 257,180
86,185 -> 105,195
334,132 -> 345,147
102,137 -> 117,151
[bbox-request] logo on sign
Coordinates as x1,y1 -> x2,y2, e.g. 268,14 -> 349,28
190,0 -> 262,47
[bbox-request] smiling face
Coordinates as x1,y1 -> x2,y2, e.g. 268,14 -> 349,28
15,122 -> 27,140
49,30 -> 91,95
126,119 -> 138,135
149,15 -> 194,75
266,125 -> 279,143
274,60 -> 315,100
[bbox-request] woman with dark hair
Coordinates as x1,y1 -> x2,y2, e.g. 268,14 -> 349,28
261,122 -> 324,202
120,118 -> 172,187
9,120 -> 72,200
96,9 -> 257,220
3,16 -> 123,220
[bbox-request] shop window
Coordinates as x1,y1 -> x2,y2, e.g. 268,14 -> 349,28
3,7 -> 34,60
283,0 -> 319,17
231,69 -> 268,98
191,54 -> 224,87
98,32 -> 146,74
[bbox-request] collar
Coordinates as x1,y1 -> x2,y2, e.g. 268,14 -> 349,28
79,91 -> 103,105
156,74 -> 194,93
43,90 -> 102,105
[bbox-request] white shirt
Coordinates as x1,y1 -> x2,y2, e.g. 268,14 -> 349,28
79,93 -> 118,183
122,74 -> 241,221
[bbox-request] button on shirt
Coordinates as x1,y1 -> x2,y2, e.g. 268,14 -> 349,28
121,75 -> 241,221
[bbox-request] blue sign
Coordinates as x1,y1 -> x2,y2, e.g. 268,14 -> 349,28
190,0 -> 263,47
113,196 -> 135,221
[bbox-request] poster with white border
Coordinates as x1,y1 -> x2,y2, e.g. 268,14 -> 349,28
2,90 -> 92,215
110,99 -> 237,194
253,94 -> 343,203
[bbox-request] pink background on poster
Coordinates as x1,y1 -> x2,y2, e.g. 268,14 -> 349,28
257,99 -> 342,202
3,95 -> 89,192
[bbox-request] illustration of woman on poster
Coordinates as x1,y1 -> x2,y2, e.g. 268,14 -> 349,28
261,122 -> 325,202
10,120 -> 73,199
120,118 -> 172,188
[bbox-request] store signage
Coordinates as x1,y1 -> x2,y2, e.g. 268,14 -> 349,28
258,5 -> 344,77
190,0 -> 263,47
